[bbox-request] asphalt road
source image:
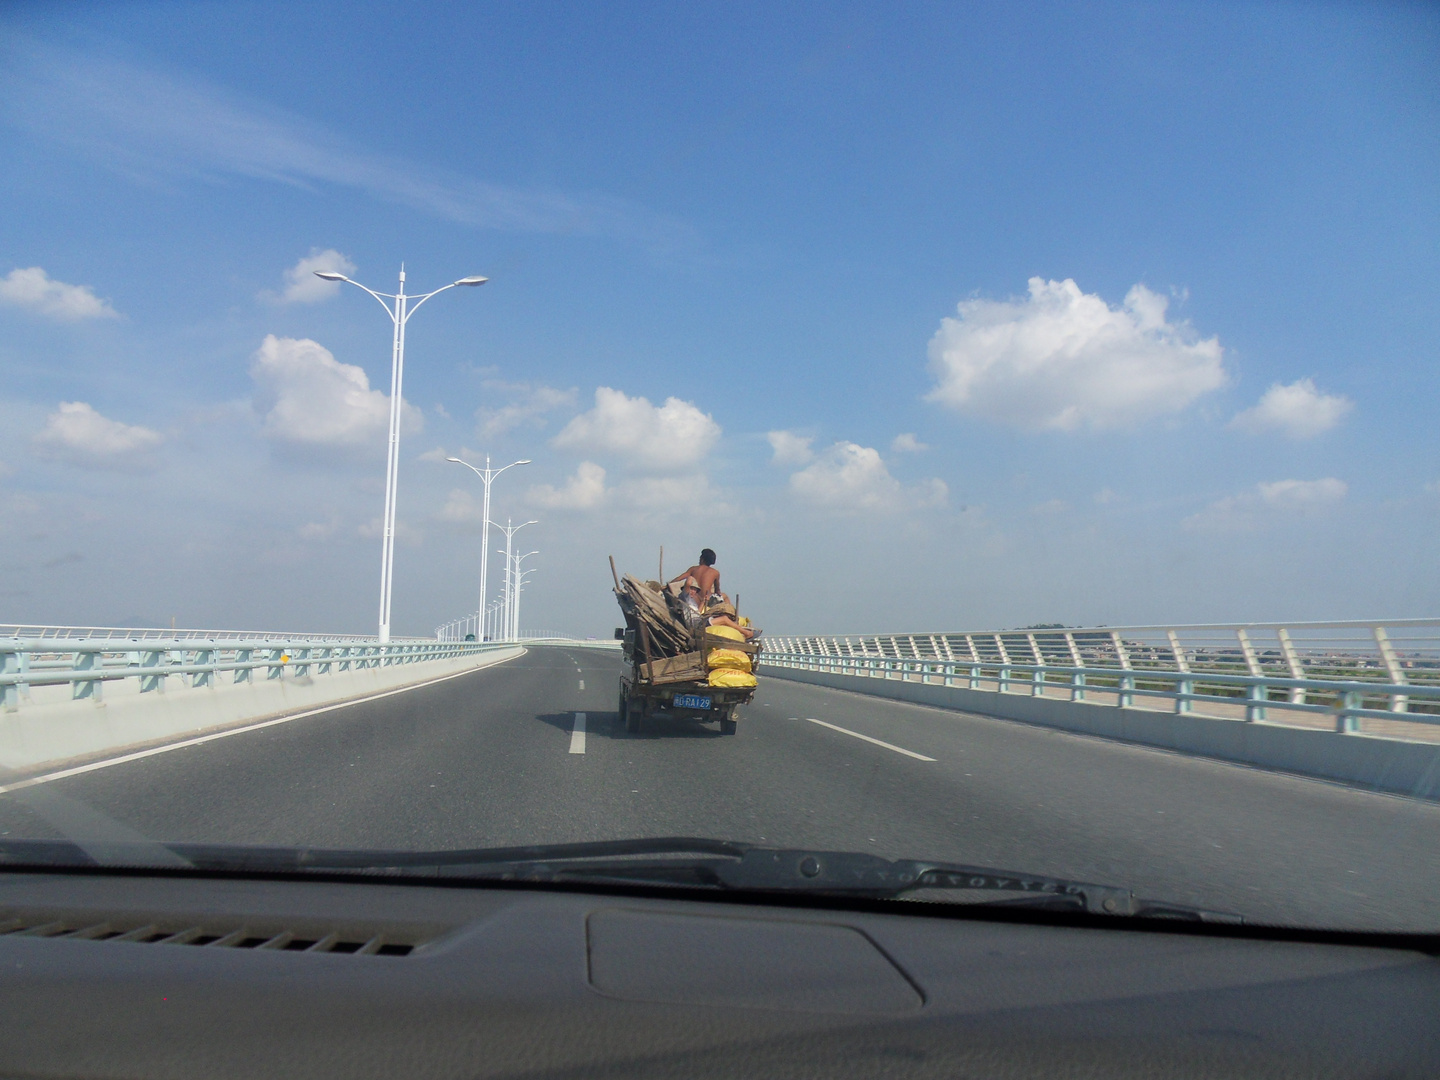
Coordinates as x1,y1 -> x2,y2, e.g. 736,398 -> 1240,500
2,645 -> 1438,931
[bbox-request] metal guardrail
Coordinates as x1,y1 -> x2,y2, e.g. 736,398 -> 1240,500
0,636 -> 506,712
0,624 -> 406,644
766,620 -> 1440,737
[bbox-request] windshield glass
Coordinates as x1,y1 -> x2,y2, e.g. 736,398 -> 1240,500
1,2 -> 1437,934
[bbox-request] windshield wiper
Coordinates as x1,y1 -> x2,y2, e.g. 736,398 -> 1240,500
0,837 -> 1235,922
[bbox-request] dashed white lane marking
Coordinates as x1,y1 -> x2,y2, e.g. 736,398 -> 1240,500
0,662 -> 514,793
805,718 -> 936,761
578,679 -> 585,690
569,712 -> 587,755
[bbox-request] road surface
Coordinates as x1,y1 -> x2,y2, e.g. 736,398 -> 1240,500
2,645 -> 1437,931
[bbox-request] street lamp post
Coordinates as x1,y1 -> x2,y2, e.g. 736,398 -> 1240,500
511,550 -> 538,641
445,456 -> 530,640
489,517 -> 537,641
315,265 -> 487,643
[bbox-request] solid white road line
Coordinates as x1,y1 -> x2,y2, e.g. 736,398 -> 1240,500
569,712 -> 587,755
0,662 -> 510,794
805,718 -> 936,761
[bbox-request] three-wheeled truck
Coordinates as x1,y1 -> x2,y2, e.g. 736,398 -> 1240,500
615,618 -> 762,736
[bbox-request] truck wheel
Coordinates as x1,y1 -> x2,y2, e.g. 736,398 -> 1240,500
720,709 -> 737,736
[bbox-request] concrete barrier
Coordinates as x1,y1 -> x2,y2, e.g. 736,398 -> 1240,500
764,666 -> 1440,800
0,646 -> 525,777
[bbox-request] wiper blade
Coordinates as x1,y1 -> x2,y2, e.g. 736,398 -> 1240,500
0,837 -> 1237,922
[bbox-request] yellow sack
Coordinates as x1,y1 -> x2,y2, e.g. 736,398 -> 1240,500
708,624 -> 744,642
708,648 -> 752,672
708,668 -> 757,689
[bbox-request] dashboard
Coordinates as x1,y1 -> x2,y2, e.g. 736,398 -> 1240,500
0,870 -> 1435,1078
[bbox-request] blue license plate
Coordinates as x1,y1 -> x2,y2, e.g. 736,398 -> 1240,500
674,693 -> 712,710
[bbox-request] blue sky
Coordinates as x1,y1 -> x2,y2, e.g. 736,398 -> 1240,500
1,1 -> 1436,636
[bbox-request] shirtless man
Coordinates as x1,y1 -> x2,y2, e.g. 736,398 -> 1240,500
670,548 -> 720,608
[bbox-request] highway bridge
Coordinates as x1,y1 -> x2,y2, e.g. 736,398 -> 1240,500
2,620 -> 1439,932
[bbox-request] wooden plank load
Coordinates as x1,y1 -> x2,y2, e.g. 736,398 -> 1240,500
613,572 -> 696,659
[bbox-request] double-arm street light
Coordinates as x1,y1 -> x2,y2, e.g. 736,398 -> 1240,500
445,456 -> 530,641
511,550 -> 539,642
315,266 -> 487,643
489,517 -> 537,642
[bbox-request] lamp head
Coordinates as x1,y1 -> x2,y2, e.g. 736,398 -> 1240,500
313,271 -> 348,282
445,457 -> 464,464
454,276 -> 488,287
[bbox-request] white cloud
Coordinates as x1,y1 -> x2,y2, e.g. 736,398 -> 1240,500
553,388 -> 720,471
926,278 -> 1227,431
8,44 -> 692,252
33,402 -> 162,470
789,441 -> 947,512
250,335 -> 421,452
437,488 -> 485,523
766,430 -> 814,466
528,462 -> 608,510
1183,477 -> 1348,532
891,433 -> 927,453
1094,488 -> 1121,505
268,249 -> 356,305
357,518 -> 423,545
1031,499 -> 1068,515
477,384 -> 577,438
614,473 -> 724,511
0,267 -> 118,321
1230,378 -> 1353,439
298,520 -> 338,541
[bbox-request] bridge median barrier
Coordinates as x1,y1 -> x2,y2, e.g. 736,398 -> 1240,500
764,664 -> 1440,801
0,639 -> 525,778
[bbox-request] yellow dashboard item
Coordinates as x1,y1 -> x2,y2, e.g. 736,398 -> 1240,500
708,669 -> 757,689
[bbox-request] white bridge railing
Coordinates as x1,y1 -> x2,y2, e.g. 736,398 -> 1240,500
765,620 -> 1440,740
0,628 -> 506,713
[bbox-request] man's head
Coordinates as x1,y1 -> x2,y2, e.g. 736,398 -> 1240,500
699,548 -> 716,566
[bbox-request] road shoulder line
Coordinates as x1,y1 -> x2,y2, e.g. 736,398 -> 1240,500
0,661 -> 517,794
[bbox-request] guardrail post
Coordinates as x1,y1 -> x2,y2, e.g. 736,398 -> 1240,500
1245,682 -> 1267,722
234,649 -> 252,684
1,648 -> 20,711
1031,666 -> 1045,697
1110,632 -> 1134,707
140,650 -> 166,693
267,648 -> 286,680
1175,676 -> 1193,714
192,649 -> 214,688
71,650 -> 101,702
1336,690 -> 1362,733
